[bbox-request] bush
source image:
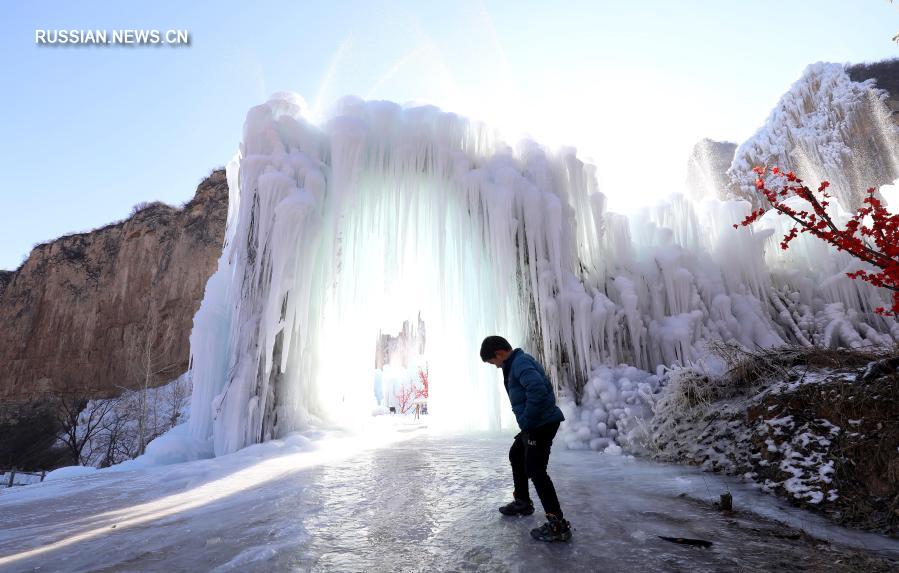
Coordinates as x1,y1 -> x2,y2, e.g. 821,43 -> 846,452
0,405 -> 73,470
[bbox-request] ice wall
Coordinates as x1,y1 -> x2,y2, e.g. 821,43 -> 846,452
189,90 -> 897,456
188,95 -> 585,454
685,139 -> 737,202
728,62 -> 899,211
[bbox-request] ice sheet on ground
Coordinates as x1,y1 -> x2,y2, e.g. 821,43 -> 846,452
1,427 -> 897,573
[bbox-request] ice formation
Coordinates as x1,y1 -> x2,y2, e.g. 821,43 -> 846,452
728,62 -> 899,211
685,138 -> 737,202
189,81 -> 897,455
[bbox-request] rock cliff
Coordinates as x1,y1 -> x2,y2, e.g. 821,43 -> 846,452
0,169 -> 228,402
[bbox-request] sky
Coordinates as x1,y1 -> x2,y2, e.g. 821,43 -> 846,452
0,0 -> 896,270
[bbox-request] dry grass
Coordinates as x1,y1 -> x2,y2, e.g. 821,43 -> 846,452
672,368 -> 715,409
706,341 -> 892,389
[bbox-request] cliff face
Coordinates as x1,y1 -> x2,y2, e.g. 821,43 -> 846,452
0,271 -> 12,299
0,170 -> 228,401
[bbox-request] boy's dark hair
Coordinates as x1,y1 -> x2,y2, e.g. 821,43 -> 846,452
480,336 -> 512,361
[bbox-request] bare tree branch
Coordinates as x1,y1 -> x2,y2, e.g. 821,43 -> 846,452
128,298 -> 179,456
53,381 -> 119,465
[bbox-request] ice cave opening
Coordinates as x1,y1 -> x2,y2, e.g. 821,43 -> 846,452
373,318 -> 428,414
307,169 -> 532,435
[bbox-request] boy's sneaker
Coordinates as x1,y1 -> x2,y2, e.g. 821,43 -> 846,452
498,498 -> 535,516
530,513 -> 572,542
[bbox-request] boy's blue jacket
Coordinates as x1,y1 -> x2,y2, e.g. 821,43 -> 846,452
501,348 -> 565,431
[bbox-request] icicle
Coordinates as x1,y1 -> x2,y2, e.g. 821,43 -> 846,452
186,93 -> 896,456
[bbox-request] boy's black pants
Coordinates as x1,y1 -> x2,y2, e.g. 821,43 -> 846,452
509,421 -> 562,517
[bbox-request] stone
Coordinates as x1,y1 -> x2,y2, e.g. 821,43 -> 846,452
0,169 -> 228,402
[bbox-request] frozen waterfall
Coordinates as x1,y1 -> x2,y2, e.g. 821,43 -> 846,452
729,62 -> 899,211
188,90 -> 897,456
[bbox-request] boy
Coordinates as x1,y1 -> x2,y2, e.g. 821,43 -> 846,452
480,335 -> 572,542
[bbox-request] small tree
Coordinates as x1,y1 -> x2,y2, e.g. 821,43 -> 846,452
166,375 -> 190,427
394,384 -> 416,414
96,408 -> 128,468
129,301 -> 179,456
415,366 -> 429,400
54,384 -> 119,466
735,166 -> 899,316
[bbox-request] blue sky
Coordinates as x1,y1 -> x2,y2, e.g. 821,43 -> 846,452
1,0 -> 896,270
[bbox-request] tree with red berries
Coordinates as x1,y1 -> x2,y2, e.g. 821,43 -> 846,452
415,366 -> 429,400
394,383 -> 415,414
735,166 -> 899,316
392,366 -> 429,414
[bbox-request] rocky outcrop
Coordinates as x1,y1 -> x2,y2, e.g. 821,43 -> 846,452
0,271 -> 12,299
0,169 -> 228,402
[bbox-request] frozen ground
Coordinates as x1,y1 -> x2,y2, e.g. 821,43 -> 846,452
1,423 -> 898,573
